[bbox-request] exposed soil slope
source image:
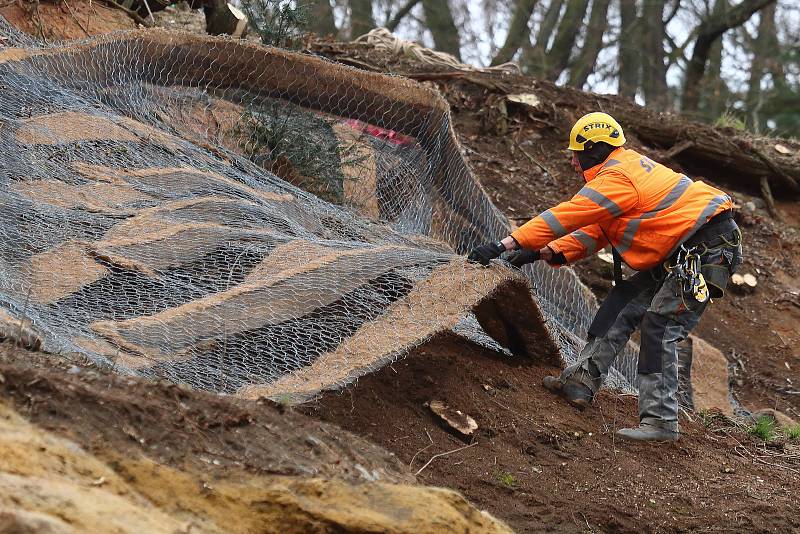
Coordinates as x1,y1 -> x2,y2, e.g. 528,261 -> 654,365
451,89 -> 800,421
311,334 -> 800,533
1,0 -> 135,40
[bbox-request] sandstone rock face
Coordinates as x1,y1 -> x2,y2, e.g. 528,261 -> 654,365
689,335 -> 733,416
0,400 -> 511,534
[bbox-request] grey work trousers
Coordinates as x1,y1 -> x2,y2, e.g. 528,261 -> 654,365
561,238 -> 740,431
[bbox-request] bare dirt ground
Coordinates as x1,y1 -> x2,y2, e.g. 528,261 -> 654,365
310,334 -> 800,533
3,333 -> 799,533
303,40 -> 800,532
0,343 -> 517,533
1,0 -> 136,40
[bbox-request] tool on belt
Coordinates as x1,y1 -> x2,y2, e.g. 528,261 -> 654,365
665,245 -> 709,303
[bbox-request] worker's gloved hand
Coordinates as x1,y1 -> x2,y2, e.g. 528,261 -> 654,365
506,249 -> 541,267
467,241 -> 506,266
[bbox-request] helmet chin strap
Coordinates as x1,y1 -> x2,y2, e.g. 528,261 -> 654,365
577,141 -> 616,171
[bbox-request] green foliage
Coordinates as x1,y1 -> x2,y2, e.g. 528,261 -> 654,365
785,424 -> 800,441
243,0 -> 308,48
237,100 -> 345,203
758,88 -> 800,138
714,111 -> 746,132
274,392 -> 296,408
748,415 -> 777,442
698,409 -> 714,428
494,471 -> 516,487
234,98 -> 371,207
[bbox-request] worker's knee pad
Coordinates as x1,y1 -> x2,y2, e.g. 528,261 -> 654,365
638,311 -> 669,375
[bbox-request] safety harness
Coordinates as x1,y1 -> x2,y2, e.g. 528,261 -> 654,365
665,210 -> 740,304
589,210 -> 740,338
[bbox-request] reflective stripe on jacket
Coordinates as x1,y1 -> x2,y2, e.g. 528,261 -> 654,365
510,147 -> 733,271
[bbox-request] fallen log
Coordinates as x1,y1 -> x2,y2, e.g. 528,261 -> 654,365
609,111 -> 800,195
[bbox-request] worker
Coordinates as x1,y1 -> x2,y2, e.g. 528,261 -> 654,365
468,112 -> 742,442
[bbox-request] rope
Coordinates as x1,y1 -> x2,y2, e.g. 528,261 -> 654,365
354,28 -> 520,74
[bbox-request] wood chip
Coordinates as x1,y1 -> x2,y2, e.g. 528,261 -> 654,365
506,93 -> 541,108
731,273 -> 757,293
774,144 -> 791,155
732,273 -> 756,286
428,400 -> 478,436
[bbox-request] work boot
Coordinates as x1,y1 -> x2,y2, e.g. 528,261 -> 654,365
542,375 -> 593,409
616,423 -> 679,442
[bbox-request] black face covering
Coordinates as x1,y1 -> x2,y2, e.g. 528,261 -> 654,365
577,141 -> 616,171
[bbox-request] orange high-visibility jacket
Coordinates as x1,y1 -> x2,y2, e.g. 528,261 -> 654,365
510,147 -> 733,271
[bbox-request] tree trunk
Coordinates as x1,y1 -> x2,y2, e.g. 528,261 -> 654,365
491,0 -> 538,66
681,0 -> 775,113
704,35 -> 726,120
641,0 -> 669,110
763,8 -> 786,94
350,0 -> 375,39
745,9 -> 768,132
205,0 -> 239,36
567,0 -> 611,88
701,0 -> 728,120
545,0 -> 589,81
523,0 -> 563,77
386,0 -> 422,32
746,3 -> 785,132
617,0 -> 639,99
308,0 -> 337,36
421,0 -> 462,60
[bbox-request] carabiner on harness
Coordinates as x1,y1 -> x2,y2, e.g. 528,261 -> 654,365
665,245 -> 709,303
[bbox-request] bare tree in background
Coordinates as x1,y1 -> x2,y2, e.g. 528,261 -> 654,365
308,0 -> 337,36
745,2 -> 786,132
422,0 -> 462,59
350,0 -> 376,38
698,0 -> 730,120
385,0 -> 422,32
617,0 -> 639,99
641,0 -> 670,110
523,0 -> 564,76
568,0 -> 611,88
491,0 -> 538,66
306,0 -> 797,136
544,0 -> 590,80
681,0 -> 775,113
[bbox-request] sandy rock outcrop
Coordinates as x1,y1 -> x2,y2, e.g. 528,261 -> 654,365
0,400 -> 511,533
687,335 -> 734,415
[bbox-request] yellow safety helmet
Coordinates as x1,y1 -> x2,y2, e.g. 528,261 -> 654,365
568,112 -> 626,151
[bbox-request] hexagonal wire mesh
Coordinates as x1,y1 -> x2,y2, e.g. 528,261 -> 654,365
0,20 -> 636,400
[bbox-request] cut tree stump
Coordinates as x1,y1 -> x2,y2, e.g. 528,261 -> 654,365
731,273 -> 757,293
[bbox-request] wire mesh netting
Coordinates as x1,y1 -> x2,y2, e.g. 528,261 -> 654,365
0,20 -> 637,400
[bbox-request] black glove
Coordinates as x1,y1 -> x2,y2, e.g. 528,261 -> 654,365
506,248 -> 541,267
467,241 -> 506,266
